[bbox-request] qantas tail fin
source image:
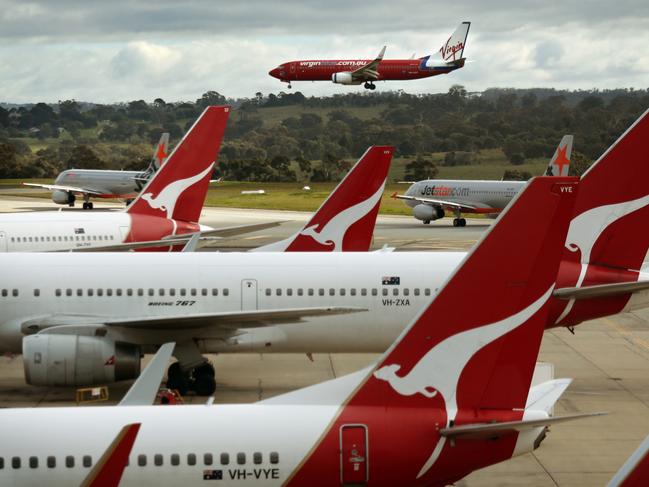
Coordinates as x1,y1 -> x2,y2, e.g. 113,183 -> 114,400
608,435 -> 649,487
253,146 -> 394,252
422,22 -> 470,68
545,135 -> 573,176
552,109 -> 649,325
127,106 -> 230,223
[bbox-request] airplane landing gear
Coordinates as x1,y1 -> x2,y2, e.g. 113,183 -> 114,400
82,202 -> 94,210
453,218 -> 466,227
287,82 -> 292,89
363,82 -> 376,90
67,192 -> 76,207
166,341 -> 217,396
423,220 -> 430,225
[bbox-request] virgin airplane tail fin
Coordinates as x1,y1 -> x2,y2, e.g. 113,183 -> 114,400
254,146 -> 394,252
552,109 -> 649,325
422,22 -> 470,68
285,177 -> 578,485
544,135 -> 573,176
127,106 -> 230,223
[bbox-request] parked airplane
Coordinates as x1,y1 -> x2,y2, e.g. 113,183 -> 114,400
394,135 -> 573,226
24,133 -> 170,209
269,22 -> 470,90
0,176 -> 602,487
608,434 -> 649,487
254,146 -> 394,251
0,106 -> 281,252
2,111 -> 648,397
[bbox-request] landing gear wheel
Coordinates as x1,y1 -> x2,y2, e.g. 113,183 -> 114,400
287,82 -> 292,89
88,202 -> 94,210
82,202 -> 88,210
369,83 -> 376,91
166,362 -> 189,396
67,193 -> 76,207
459,218 -> 466,227
193,362 -> 216,396
423,220 -> 430,225
453,218 -> 459,227
364,82 -> 371,89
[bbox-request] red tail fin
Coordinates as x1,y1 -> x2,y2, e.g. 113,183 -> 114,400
255,146 -> 394,252
286,177 -> 578,486
81,423 -> 140,487
608,435 -> 649,487
127,106 -> 230,223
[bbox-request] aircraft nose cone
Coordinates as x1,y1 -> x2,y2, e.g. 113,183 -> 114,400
269,67 -> 279,78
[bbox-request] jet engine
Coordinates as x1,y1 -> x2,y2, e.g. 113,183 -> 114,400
331,72 -> 360,85
23,334 -> 140,386
413,204 -> 445,222
52,189 -> 72,205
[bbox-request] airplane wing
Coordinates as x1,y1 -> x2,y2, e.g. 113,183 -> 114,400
22,182 -> 105,196
119,343 -> 175,406
53,221 -> 285,252
440,412 -> 605,440
391,192 -> 477,211
26,307 -> 368,336
553,280 -> 649,300
350,46 -> 386,81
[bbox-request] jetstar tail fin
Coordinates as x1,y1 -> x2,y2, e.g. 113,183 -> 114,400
127,106 -> 230,223
254,146 -> 394,252
152,132 -> 170,169
545,135 -> 573,176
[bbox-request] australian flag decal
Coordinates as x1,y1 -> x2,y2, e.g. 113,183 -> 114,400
203,469 -> 223,480
382,276 -> 400,285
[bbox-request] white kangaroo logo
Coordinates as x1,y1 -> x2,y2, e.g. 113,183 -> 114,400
373,286 -> 553,478
555,193 -> 649,323
141,164 -> 214,219
298,182 -> 385,251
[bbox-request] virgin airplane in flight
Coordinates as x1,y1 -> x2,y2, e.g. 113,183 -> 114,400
269,22 -> 470,90
0,176 -> 603,487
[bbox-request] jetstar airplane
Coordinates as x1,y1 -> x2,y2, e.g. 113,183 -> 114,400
394,135 -> 573,226
23,133 -> 170,209
1,111 -> 648,398
0,176 -> 604,487
269,22 -> 470,90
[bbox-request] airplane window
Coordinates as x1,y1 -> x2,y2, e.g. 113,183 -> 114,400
404,288 -> 409,296
66,288 -> 72,297
180,289 -> 186,297
10,237 -> 14,242
276,289 -> 282,296
170,454 -> 180,466
202,289 -> 208,296
212,289 -> 218,296
414,288 -> 420,296
12,289 -> 18,297
138,455 -> 146,466
76,236 -> 80,241
137,289 -> 143,296
46,236 -> 50,241
1,289 -> 6,297
40,237 -> 44,242
361,288 -> 367,296
287,289 -> 293,296
29,237 -> 33,242
270,452 -> 279,464
204,453 -> 213,466
55,289 -> 62,297
110,236 -> 114,240
88,289 -> 94,297
329,288 -> 335,296
154,454 -> 163,466
116,289 -> 122,297
220,453 -> 229,465
372,289 -> 378,296
191,289 -> 197,297
425,288 -> 431,296
223,289 -> 229,296
99,236 -> 103,241
97,289 -> 103,297
148,289 -> 154,296
237,453 -> 246,465
65,456 -> 74,468
12,457 -> 20,469
393,288 -> 399,296
29,456 -> 38,468
58,236 -> 62,241
265,289 -> 271,296
187,454 -> 196,466
77,289 -> 83,297
82,455 -> 92,468
93,236 -> 97,241
0,457 -> 4,469
47,456 -> 55,468
382,289 -> 388,296
169,289 -> 175,297
350,289 -> 356,296
33,289 -> 40,297
318,289 -> 324,296
253,452 -> 262,465
297,289 -> 303,296
158,289 -> 165,297
308,288 -> 314,296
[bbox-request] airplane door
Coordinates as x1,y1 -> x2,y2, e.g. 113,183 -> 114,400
241,279 -> 258,311
0,231 -> 6,252
340,425 -> 368,486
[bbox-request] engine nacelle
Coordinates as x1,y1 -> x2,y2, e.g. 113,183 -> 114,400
331,72 -> 360,85
413,204 -> 445,222
51,189 -> 72,205
23,334 -> 140,386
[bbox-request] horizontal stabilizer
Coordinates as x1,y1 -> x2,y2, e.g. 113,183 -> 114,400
440,412 -> 605,440
119,342 -> 175,406
554,280 -> 649,300
526,378 -> 572,412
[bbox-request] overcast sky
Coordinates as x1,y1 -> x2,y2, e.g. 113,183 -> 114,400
0,1 -> 647,103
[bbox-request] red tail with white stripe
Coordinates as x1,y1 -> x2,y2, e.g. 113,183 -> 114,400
127,106 -> 230,223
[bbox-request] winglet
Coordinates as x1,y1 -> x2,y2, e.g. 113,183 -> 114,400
376,45 -> 386,61
181,233 -> 201,253
80,423 -> 141,487
119,342 -> 175,406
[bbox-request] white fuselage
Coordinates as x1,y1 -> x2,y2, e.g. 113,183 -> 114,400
55,169 -> 145,199
405,179 -> 525,213
0,252 -> 462,353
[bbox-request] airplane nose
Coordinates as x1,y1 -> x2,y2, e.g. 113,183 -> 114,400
269,67 -> 279,78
